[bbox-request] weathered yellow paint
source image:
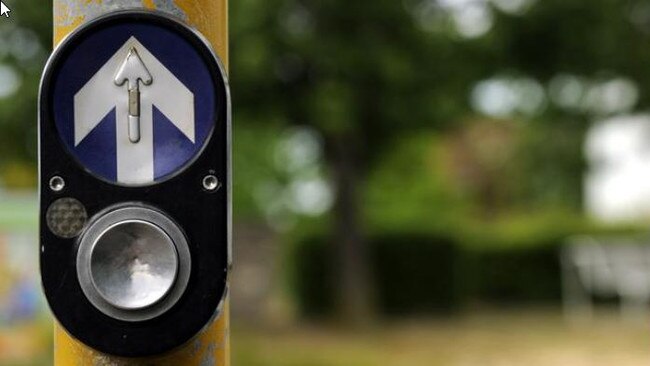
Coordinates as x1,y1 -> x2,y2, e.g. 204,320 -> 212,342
55,301 -> 230,366
53,0 -> 228,70
52,1 -> 229,365
173,0 -> 229,70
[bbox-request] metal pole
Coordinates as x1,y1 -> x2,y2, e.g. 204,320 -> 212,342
51,2 -> 229,365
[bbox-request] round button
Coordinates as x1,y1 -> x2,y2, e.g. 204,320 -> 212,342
89,220 -> 178,310
77,205 -> 191,322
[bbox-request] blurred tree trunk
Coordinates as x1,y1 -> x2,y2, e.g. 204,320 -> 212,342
326,132 -> 374,325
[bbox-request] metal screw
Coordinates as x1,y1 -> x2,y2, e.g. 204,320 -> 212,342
49,176 -> 65,192
202,175 -> 220,191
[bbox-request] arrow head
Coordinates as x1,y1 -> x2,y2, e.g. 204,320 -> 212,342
1,2 -> 10,17
114,47 -> 153,89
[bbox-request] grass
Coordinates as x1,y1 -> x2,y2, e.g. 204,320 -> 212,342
232,310 -> 650,366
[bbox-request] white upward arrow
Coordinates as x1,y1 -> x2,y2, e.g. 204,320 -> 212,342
74,37 -> 195,185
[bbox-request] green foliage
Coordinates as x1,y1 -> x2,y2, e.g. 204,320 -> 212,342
231,0 -> 463,154
290,233 -> 463,317
0,0 -> 50,188
509,119 -> 587,211
289,215 -> 646,316
364,132 -> 469,233
232,123 -> 284,219
372,234 -> 462,314
468,244 -> 561,304
290,235 -> 335,317
228,0 -> 650,227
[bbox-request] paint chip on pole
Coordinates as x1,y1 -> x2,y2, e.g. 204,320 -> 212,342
1,1 -> 10,18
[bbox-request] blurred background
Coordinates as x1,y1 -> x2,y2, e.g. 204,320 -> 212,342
3,0 -> 650,364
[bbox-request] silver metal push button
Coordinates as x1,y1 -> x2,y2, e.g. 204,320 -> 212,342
89,220 -> 178,310
77,205 -> 191,322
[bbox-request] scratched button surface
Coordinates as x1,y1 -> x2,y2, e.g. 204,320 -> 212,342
89,220 -> 178,310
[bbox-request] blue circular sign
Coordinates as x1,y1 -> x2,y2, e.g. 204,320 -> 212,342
51,19 -> 220,186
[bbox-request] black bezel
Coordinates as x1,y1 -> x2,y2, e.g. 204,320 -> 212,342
39,11 -> 230,357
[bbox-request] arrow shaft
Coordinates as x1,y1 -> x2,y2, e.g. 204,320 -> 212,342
116,101 -> 154,184
128,87 -> 141,143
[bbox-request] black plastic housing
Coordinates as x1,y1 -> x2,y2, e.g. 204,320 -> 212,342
39,11 -> 230,357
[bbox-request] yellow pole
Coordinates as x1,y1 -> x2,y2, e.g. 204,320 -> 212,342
51,2 -> 229,365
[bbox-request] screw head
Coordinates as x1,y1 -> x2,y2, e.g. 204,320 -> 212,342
202,175 -> 220,191
49,176 -> 65,192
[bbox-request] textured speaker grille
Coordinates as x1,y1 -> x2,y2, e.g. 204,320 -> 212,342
46,198 -> 87,238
